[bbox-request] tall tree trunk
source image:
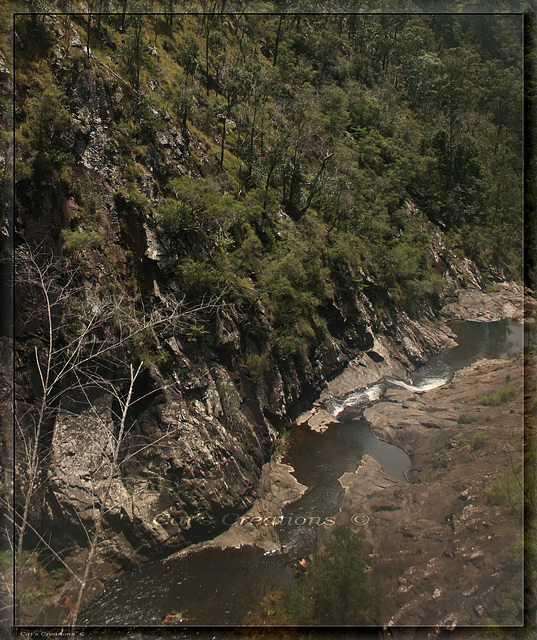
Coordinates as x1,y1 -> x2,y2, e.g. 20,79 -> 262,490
86,0 -> 94,59
448,76 -> 454,190
220,116 -> 226,165
120,0 -> 127,33
264,164 -> 275,210
205,24 -> 210,96
96,0 -> 104,38
248,100 -> 258,172
273,14 -> 283,67
64,13 -> 71,52
134,22 -> 142,91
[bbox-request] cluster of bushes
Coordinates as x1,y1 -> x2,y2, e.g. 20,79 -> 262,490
478,385 -> 519,407
244,526 -> 380,625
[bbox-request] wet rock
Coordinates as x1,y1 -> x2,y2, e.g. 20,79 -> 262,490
301,407 -> 338,433
169,457 -> 307,554
385,389 -> 414,403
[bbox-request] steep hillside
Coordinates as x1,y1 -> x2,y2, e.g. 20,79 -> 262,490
3,2 -> 524,624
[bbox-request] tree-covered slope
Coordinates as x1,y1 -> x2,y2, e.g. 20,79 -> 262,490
13,6 -> 523,341
3,1 -> 527,625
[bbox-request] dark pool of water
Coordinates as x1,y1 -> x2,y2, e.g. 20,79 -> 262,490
81,319 -> 523,627
276,417 -> 411,557
81,546 -> 296,626
411,319 -> 524,387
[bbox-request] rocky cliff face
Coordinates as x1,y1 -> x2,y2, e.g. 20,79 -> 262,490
13,41 -> 505,623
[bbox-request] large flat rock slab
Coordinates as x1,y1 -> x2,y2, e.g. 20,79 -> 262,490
170,458 -> 307,555
441,282 -> 524,322
321,356 -> 524,627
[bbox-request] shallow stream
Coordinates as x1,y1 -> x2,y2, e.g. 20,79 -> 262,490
81,319 -> 523,627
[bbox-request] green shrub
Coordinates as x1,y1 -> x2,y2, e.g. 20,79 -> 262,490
471,431 -> 486,450
18,552 -> 69,605
165,176 -> 249,234
131,329 -> 172,368
276,429 -> 292,456
0,550 -> 13,571
273,333 -> 304,364
26,85 -> 70,151
127,184 -> 150,208
21,565 -> 70,605
175,258 -> 224,298
484,467 -> 523,513
243,590 -> 295,625
486,535 -> 524,626
478,385 -> 518,407
157,198 -> 193,233
61,229 -> 105,254
184,324 -> 210,343
281,527 -> 380,625
458,412 -> 476,424
15,160 -> 32,182
125,160 -> 144,182
70,174 -> 104,223
246,353 -> 270,385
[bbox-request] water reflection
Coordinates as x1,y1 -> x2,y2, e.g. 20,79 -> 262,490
411,319 -> 523,386
81,320 -> 523,627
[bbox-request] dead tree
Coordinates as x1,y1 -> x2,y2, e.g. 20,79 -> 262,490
14,244 -> 222,623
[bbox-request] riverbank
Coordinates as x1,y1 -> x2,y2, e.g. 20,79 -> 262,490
320,355 -> 524,627
168,459 -> 307,557
153,285 -> 527,562
12,285 -> 526,627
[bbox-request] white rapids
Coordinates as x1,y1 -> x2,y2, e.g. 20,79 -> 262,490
325,375 -> 449,417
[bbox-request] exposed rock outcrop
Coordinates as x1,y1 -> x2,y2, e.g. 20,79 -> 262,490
169,458 -> 307,555
321,357 -> 524,627
441,281 -> 524,322
13,38 -> 528,629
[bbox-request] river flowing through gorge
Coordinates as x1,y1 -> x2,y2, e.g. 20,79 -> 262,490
81,319 -> 524,627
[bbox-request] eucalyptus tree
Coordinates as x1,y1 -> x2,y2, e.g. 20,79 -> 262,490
175,32 -> 200,130
118,4 -> 153,92
218,62 -> 249,166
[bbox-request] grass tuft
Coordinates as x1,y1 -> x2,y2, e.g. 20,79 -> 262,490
458,412 -> 477,424
477,385 -> 518,407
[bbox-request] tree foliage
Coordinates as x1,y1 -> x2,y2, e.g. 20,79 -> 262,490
246,527 -> 380,625
10,7 -> 526,620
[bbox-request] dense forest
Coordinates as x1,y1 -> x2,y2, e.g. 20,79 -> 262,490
11,4 -> 524,346
0,0 -> 532,632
